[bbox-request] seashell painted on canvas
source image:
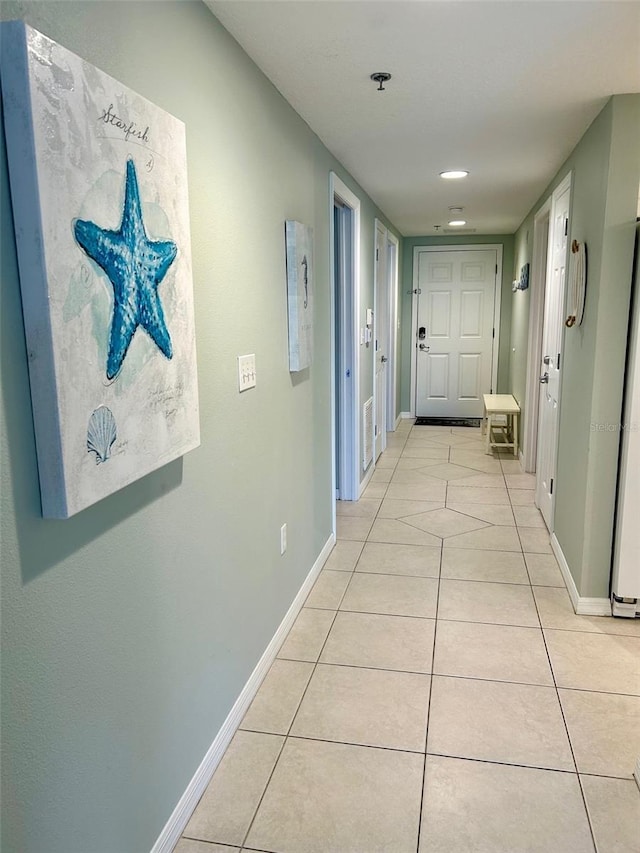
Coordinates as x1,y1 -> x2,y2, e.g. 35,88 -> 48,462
87,406 -> 117,464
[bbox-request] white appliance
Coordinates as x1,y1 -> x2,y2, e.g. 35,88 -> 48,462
612,223 -> 640,618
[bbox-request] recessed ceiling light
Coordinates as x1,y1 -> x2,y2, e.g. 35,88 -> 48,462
440,170 -> 469,180
448,219 -> 467,227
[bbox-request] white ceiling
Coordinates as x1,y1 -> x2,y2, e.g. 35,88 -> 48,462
206,1 -> 640,236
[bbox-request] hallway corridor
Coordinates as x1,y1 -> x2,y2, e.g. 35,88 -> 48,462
177,421 -> 640,853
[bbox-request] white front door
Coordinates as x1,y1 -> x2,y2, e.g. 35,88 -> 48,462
415,249 -> 497,418
536,176 -> 571,528
374,222 -> 387,459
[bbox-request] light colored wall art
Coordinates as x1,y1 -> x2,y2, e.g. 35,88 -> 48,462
0,21 -> 200,518
285,220 -> 314,371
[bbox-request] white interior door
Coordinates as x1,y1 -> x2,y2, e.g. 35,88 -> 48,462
536,176 -> 571,528
415,249 -> 497,418
386,232 -> 399,430
374,222 -> 387,459
522,200 -> 551,473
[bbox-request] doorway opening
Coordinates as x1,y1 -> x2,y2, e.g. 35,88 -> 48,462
330,173 -> 360,510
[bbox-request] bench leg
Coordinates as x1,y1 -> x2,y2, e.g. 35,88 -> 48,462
485,414 -> 492,454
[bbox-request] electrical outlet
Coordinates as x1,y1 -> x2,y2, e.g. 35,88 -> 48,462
237,354 -> 256,392
280,523 -> 287,555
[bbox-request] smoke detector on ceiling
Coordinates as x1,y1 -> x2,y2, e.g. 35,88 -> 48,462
370,72 -> 391,91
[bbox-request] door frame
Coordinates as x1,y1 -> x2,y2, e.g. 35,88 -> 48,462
522,198 -> 552,472
387,230 -> 400,430
409,244 -> 503,416
330,172 -> 361,511
373,219 -> 388,459
534,171 -> 572,527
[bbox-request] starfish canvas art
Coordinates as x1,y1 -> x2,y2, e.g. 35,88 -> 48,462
74,159 -> 176,380
1,22 -> 200,517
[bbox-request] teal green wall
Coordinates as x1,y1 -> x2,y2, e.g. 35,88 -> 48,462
0,3 -> 401,851
400,235 -> 515,412
509,95 -> 640,598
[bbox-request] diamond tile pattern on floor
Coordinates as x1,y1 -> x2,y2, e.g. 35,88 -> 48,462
177,423 -> 640,852
400,507 -> 488,538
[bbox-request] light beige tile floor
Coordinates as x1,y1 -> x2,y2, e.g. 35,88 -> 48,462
178,423 -> 640,853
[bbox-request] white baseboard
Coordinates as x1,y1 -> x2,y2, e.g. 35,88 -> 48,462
550,534 -> 612,617
359,461 -> 374,497
634,756 -> 640,793
550,534 -> 579,609
574,596 -> 613,616
150,532 -> 336,853
394,413 -> 402,430
400,411 -> 413,420
518,449 -> 526,472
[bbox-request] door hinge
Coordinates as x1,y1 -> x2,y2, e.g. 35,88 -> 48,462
492,327 -> 495,339
374,425 -> 378,436
550,478 -> 554,495
376,248 -> 379,261
495,264 -> 498,275
564,218 -> 569,237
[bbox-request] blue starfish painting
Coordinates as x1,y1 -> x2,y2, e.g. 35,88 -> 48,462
74,159 -> 176,380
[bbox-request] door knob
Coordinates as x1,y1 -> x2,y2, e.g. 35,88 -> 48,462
540,372 -> 549,384
419,343 -> 430,352
381,355 -> 388,363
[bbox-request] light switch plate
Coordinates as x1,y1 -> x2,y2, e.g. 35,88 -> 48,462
238,354 -> 256,391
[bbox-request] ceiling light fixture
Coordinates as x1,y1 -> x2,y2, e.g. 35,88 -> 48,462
370,72 -> 391,91
440,170 -> 469,180
448,207 -> 464,214
448,219 -> 467,227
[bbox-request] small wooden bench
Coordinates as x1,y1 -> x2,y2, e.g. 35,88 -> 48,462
482,394 -> 520,457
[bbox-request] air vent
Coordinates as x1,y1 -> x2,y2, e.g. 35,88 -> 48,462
363,396 -> 374,470
443,228 -> 477,234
